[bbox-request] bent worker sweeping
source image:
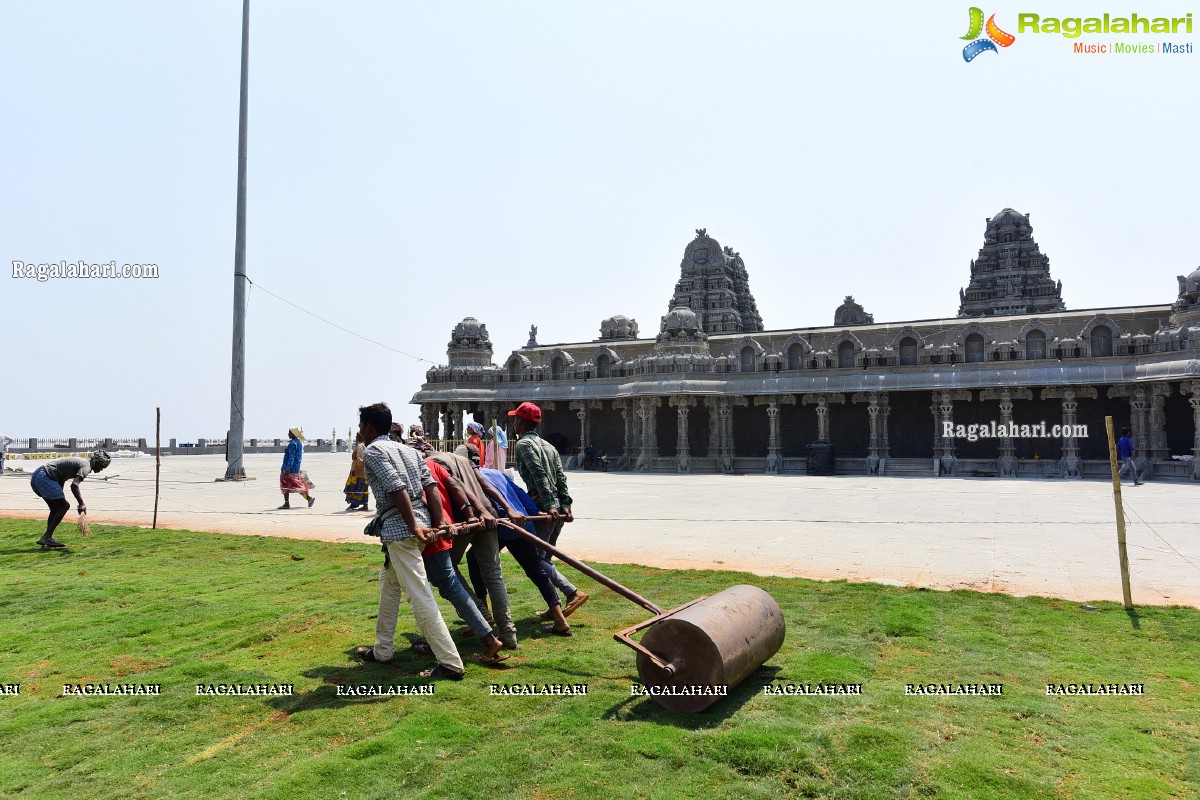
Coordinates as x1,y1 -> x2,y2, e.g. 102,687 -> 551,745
29,450 -> 111,549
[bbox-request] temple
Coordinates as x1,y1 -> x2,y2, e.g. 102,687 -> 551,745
413,211 -> 1200,481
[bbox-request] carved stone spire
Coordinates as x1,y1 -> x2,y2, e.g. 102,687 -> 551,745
958,209 -> 1065,317
667,230 -> 764,334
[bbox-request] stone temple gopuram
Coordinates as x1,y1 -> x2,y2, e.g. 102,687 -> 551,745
413,213 -> 1200,481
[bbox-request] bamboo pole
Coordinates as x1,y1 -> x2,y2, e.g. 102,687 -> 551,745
153,407 -> 161,530
1105,416 -> 1133,609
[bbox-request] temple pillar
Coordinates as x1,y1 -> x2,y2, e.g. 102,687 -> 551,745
755,395 -> 794,475
1130,386 -> 1150,477
998,389 -> 1016,476
670,395 -> 695,473
816,396 -> 829,441
879,392 -> 891,462
853,391 -> 889,474
1186,380 -> 1200,481
933,390 -> 969,475
569,400 -> 589,470
635,397 -> 661,472
1060,387 -> 1082,479
706,397 -> 719,459
1148,383 -> 1172,466
717,397 -> 736,474
613,400 -> 635,471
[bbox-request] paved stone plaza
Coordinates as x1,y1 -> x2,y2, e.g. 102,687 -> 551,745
2,452 -> 1197,607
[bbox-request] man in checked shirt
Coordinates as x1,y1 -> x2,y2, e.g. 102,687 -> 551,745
354,402 -> 464,680
508,402 -> 589,628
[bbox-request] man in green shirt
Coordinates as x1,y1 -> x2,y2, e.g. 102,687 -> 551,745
508,402 -> 588,620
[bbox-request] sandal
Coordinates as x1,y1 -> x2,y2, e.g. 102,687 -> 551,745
307,496 -> 316,508
355,646 -> 390,663
419,664 -> 464,681
541,624 -> 573,637
473,651 -> 511,666
410,642 -> 435,657
277,504 -> 291,510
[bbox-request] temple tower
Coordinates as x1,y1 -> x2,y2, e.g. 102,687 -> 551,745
668,229 -> 764,334
958,209 -> 1066,317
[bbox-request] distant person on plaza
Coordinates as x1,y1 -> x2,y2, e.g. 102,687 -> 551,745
465,421 -> 485,457
509,402 -> 588,618
355,402 -> 464,680
1117,426 -> 1143,486
29,450 -> 110,549
1,433 -> 13,474
485,424 -> 508,471
278,427 -> 315,509
344,432 -> 369,511
479,463 -> 574,636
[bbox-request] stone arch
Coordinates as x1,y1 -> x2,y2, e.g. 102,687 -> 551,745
728,337 -> 765,373
890,326 -> 926,351
1079,314 -> 1120,357
780,334 -> 812,370
891,326 -> 925,366
589,346 -> 622,378
547,349 -> 576,381
828,331 -> 863,368
1017,319 -> 1053,360
505,352 -> 530,382
952,321 -> 993,348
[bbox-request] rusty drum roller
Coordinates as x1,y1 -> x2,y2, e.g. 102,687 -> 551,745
496,519 -> 785,712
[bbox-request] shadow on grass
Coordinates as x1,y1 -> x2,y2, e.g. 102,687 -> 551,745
266,635 -> 518,715
602,664 -> 783,728
1126,607 -> 1141,630
0,547 -> 74,557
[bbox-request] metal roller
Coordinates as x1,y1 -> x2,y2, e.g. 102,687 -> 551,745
495,519 -> 786,712
632,585 -> 785,712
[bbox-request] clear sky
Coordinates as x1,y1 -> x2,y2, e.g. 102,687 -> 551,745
4,1 -> 1197,442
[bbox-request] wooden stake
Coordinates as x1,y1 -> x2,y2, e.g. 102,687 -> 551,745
1105,416 -> 1133,609
153,407 -> 161,530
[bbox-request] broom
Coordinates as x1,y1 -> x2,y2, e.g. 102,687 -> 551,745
78,510 -> 91,537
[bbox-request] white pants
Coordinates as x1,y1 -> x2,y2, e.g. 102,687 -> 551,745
374,537 -> 463,671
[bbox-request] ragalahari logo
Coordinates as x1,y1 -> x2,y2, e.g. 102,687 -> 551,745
962,8 -> 1016,61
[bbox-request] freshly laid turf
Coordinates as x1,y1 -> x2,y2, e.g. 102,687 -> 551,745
0,518 -> 1197,800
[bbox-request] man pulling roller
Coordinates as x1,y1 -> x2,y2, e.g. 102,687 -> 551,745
30,450 -> 110,549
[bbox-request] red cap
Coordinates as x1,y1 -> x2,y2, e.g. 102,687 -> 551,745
507,402 -> 542,423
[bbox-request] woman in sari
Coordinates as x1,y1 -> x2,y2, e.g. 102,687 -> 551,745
344,433 -> 369,510
485,425 -> 507,471
279,427 -> 315,509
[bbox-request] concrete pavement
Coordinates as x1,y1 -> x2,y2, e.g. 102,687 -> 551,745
2,451 -> 1197,607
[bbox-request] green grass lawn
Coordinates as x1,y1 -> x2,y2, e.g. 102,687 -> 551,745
1,518 -> 1197,800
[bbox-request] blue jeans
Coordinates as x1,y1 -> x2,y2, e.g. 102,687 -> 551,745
423,549 -> 493,639
534,518 -> 578,599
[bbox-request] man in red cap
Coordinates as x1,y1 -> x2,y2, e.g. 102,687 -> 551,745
508,402 -> 589,622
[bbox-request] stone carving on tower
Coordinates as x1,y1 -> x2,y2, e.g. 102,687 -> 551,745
667,229 -> 764,334
446,317 -> 493,368
957,208 -> 1066,318
599,315 -> 639,340
834,295 -> 874,326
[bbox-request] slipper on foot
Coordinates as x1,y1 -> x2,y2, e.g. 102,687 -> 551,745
355,646 -> 390,663
420,664 -> 465,681
410,642 -> 435,657
473,651 -> 511,666
541,624 -> 572,637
